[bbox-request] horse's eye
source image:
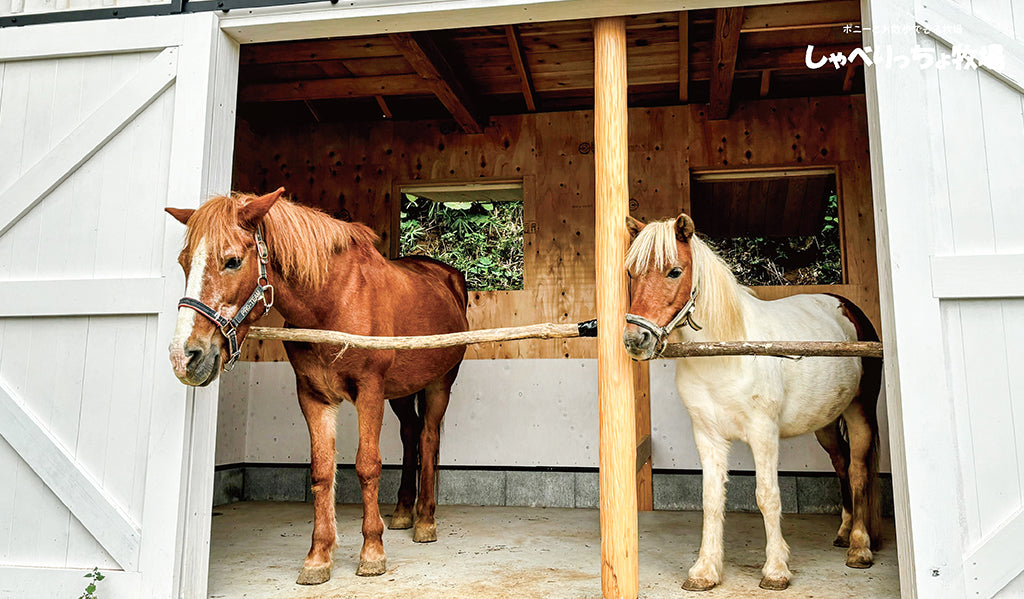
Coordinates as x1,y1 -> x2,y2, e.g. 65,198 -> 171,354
224,257 -> 242,270
667,267 -> 683,279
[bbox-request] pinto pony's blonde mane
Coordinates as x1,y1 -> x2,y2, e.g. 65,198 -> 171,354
625,218 -> 749,341
183,193 -> 379,290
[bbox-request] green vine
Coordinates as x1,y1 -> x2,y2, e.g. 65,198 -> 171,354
79,568 -> 105,599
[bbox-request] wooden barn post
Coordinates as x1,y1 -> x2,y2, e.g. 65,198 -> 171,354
594,16 -> 639,599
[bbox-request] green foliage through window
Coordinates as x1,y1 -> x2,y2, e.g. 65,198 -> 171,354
400,194 -> 524,291
702,193 -> 842,286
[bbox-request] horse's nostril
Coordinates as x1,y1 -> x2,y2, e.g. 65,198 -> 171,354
186,348 -> 203,366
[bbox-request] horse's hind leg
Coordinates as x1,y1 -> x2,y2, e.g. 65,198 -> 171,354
296,385 -> 339,585
413,364 -> 458,543
388,393 -> 422,530
814,419 -> 853,547
749,425 -> 792,591
683,429 -> 731,592
842,400 -> 879,569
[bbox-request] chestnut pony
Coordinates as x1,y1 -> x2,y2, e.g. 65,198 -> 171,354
622,213 -> 881,592
166,188 -> 468,584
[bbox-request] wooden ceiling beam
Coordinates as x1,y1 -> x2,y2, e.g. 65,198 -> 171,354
238,74 -> 428,102
389,32 -> 485,133
760,70 -> 771,97
678,11 -> 689,103
505,25 -> 537,112
737,44 -> 861,72
741,0 -> 860,33
241,37 -> 401,65
709,7 -> 743,120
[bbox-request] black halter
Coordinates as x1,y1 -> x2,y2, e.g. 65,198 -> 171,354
178,226 -> 274,370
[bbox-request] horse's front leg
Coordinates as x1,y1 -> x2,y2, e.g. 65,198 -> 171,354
354,381 -> 388,576
749,425 -> 791,591
296,385 -> 339,585
684,429 -> 731,592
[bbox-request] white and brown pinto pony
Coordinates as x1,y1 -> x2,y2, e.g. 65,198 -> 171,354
622,213 -> 881,592
165,189 -> 468,584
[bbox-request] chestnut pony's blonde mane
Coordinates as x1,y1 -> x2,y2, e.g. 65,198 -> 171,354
183,193 -> 379,290
625,218 -> 749,341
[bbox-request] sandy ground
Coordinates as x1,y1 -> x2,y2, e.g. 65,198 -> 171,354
208,502 -> 899,599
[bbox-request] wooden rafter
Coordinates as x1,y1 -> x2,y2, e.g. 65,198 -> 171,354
375,95 -> 393,118
760,70 -> 771,97
504,25 -> 536,112
239,74 -> 427,102
678,11 -> 689,103
842,63 -> 857,92
389,32 -> 484,133
709,7 -> 743,120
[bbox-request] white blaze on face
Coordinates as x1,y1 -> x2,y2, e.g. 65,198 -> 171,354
169,238 -> 210,376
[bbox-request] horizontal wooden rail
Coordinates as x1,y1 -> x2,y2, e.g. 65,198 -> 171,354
659,340 -> 883,359
246,322 -> 882,358
246,321 -> 594,350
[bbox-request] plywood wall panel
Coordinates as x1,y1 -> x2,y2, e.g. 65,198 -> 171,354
234,95 -> 877,361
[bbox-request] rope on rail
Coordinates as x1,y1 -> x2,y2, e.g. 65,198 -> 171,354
246,319 -> 882,358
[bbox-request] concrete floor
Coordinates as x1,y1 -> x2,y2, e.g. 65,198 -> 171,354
208,502 -> 899,599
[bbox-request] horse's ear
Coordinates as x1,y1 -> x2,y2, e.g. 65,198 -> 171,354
626,216 -> 646,240
165,207 -> 195,225
675,213 -> 695,242
239,187 -> 285,228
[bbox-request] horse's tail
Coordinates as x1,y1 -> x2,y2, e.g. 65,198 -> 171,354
828,294 -> 883,547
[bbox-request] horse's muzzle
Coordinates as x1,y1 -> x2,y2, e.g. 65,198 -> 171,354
171,343 -> 221,386
622,327 -> 658,361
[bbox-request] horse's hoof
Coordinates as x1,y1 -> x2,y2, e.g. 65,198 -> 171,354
389,512 -> 414,530
682,577 -> 716,592
833,535 -> 850,548
759,576 -> 790,591
356,558 -> 387,576
296,564 -> 331,585
846,547 -> 874,569
413,524 -> 437,543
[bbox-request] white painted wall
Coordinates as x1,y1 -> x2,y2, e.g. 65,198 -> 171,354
218,358 -> 891,473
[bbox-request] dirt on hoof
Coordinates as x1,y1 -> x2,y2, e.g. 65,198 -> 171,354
759,576 -> 790,591
681,577 -> 717,592
295,564 -> 331,585
356,558 -> 387,576
413,524 -> 437,543
833,535 -> 850,547
846,547 -> 874,569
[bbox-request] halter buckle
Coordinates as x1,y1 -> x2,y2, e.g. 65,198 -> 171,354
261,283 -> 275,313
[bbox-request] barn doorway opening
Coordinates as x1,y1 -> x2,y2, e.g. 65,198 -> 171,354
211,2 -> 898,596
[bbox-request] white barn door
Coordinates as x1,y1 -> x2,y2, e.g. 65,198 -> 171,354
0,14 -> 237,599
864,0 -> 1024,597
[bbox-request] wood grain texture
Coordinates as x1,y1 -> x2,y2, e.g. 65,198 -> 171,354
594,17 -> 638,599
234,96 -> 878,362
247,321 -> 585,348
709,7 -> 742,120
